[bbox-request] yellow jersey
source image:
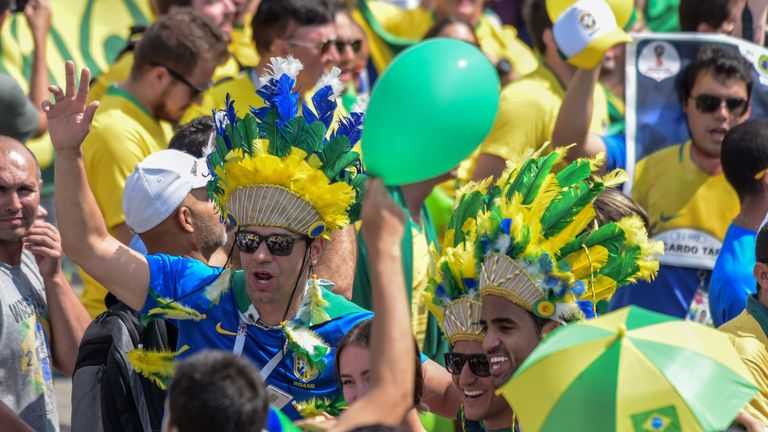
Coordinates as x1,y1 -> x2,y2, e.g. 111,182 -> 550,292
460,63 -> 609,181
353,1 -> 536,78
80,85 -> 174,318
720,296 -> 768,424
230,16 -> 260,68
632,141 -> 738,269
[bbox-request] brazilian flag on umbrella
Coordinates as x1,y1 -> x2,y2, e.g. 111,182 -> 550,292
500,306 -> 758,432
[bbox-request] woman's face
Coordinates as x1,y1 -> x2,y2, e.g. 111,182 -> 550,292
338,345 -> 371,404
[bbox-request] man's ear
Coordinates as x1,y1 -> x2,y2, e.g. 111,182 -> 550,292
176,206 -> 195,233
310,237 -> 326,266
753,262 -> 768,290
541,320 -> 561,338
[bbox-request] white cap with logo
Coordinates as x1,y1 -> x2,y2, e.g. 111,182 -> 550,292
123,149 -> 209,234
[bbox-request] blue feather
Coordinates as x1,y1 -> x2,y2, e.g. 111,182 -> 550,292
500,218 -> 512,235
577,300 -> 595,318
274,74 -> 299,127
302,102 -> 320,124
311,86 -> 337,129
250,105 -> 270,122
331,111 -> 364,148
225,94 -> 237,128
212,109 -> 231,150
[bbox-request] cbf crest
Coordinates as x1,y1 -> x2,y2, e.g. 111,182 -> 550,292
294,352 -> 321,382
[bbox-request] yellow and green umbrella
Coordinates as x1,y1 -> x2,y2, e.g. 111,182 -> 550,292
500,306 -> 758,432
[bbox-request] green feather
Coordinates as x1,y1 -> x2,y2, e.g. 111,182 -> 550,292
540,182 -> 603,237
519,152 -> 560,205
556,159 -> 592,188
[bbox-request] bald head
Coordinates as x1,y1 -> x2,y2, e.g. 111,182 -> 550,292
0,136 -> 40,179
0,135 -> 41,245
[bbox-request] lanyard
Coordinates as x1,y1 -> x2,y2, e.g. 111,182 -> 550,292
232,320 -> 287,380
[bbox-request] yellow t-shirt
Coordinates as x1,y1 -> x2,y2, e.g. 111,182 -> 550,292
181,71 -> 350,126
411,225 -> 429,348
720,309 -> 768,424
80,85 -> 174,318
460,63 -> 609,181
230,17 -> 260,68
181,72 -> 261,124
89,51 -> 242,103
354,1 -> 536,78
632,141 -> 738,269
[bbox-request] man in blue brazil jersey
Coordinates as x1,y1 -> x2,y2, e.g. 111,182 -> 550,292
46,58 -> 371,420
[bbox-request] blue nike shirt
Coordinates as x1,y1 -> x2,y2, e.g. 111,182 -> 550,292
140,254 -> 372,420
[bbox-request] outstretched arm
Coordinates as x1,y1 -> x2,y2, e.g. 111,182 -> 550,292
551,67 -> 608,168
335,179 -> 414,430
46,61 -> 149,311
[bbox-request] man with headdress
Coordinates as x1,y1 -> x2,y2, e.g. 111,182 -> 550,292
426,179 -> 516,431
46,58 -> 371,420
470,148 -> 661,430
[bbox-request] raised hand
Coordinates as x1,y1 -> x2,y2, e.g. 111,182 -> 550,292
42,61 -> 99,152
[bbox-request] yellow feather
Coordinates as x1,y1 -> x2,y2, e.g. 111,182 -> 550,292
595,168 -> 629,188
528,174 -> 563,224
127,345 -> 190,390
565,245 -> 609,280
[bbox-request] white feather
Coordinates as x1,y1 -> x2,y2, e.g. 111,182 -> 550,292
313,67 -> 345,101
259,56 -> 304,88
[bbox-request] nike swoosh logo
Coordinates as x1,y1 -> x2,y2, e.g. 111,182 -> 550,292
215,322 -> 237,336
659,212 -> 681,223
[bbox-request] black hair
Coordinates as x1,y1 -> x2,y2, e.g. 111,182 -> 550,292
755,224 -> 768,293
167,350 -> 268,432
679,44 -> 754,106
335,319 -> 424,409
423,15 -> 478,44
251,0 -> 335,55
523,0 -> 552,55
679,0 -> 743,32
168,116 -> 214,158
721,119 -> 768,200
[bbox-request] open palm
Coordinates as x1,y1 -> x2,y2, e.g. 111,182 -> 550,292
43,61 -> 99,152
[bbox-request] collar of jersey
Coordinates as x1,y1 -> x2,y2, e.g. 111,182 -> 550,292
105,84 -> 155,119
747,293 -> 768,337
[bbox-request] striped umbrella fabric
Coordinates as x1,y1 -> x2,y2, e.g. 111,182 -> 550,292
499,306 -> 759,432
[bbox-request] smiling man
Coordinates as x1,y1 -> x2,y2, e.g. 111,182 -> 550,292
469,149 -> 661,431
48,59 -> 370,420
610,45 -> 753,321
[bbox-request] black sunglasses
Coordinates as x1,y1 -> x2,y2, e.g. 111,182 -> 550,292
444,353 -> 491,377
691,94 -> 747,115
286,38 -> 363,55
152,62 -> 209,97
235,232 -> 307,256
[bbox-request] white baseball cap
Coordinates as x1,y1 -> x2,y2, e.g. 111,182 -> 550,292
123,150 -> 209,234
551,0 -> 632,69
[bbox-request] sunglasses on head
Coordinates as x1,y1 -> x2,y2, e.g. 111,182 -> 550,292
286,38 -> 363,54
444,352 -> 491,377
691,94 -> 747,115
234,232 -> 307,256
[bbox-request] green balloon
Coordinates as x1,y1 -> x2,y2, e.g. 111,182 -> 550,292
361,38 -> 500,185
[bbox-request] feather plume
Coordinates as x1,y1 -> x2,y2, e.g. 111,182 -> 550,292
147,295 -> 206,321
284,324 -> 329,372
313,67 -> 345,101
204,269 -> 232,304
127,345 -> 189,390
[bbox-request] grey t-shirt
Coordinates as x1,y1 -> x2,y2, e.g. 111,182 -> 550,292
0,250 -> 59,432
0,73 -> 39,143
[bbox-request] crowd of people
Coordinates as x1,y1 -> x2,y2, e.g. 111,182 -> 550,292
4,0 -> 768,431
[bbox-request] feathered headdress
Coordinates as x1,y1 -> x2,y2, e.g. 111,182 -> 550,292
475,145 -> 663,323
426,178 -> 501,345
207,56 -> 366,239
